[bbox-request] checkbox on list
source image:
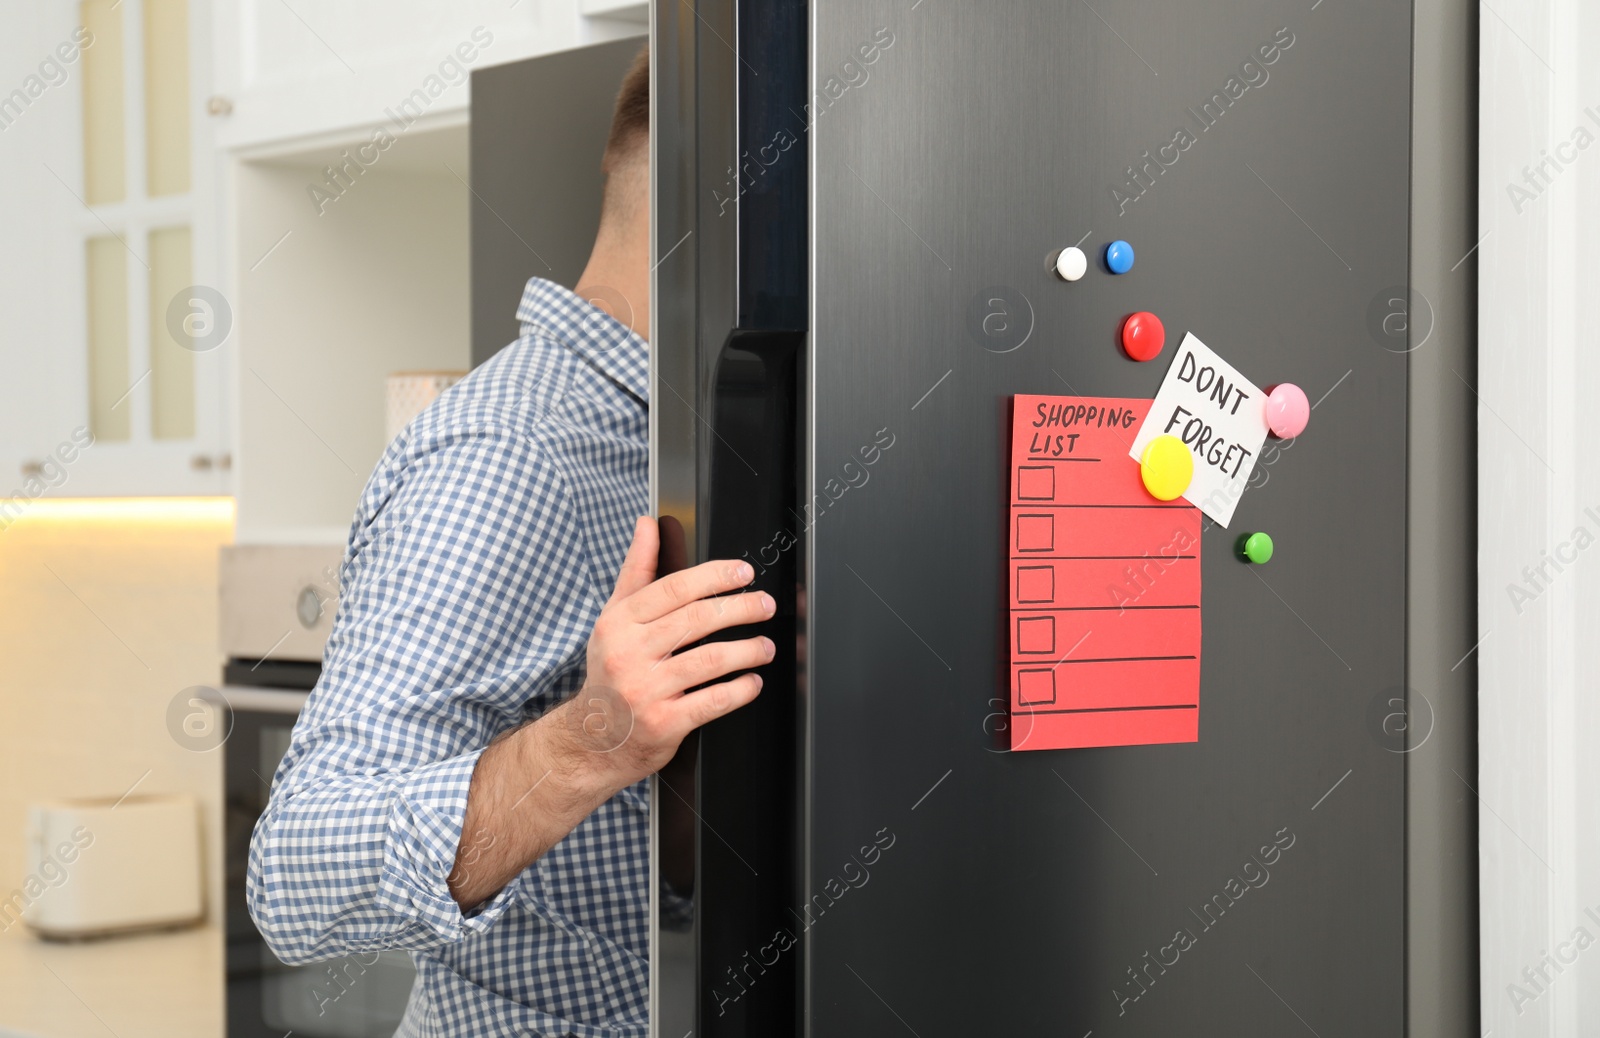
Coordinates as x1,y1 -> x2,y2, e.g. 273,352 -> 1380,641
1016,465 -> 1055,501
1016,513 -> 1055,552
1017,668 -> 1056,706
1016,615 -> 1056,654
1016,565 -> 1054,604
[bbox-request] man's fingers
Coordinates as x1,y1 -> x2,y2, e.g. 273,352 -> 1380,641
607,516 -> 659,605
646,590 -> 775,655
671,672 -> 764,734
661,635 -> 774,690
623,556 -> 754,623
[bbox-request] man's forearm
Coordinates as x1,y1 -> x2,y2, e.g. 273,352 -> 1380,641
449,519 -> 773,910
447,700 -> 619,910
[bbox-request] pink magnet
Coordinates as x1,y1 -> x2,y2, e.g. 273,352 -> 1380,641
1266,383 -> 1310,439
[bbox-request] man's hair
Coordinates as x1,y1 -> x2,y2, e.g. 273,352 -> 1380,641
602,44 -> 649,176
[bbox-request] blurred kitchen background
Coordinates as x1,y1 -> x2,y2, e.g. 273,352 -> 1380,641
0,2 -> 644,1035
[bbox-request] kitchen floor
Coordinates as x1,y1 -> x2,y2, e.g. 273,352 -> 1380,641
0,923 -> 221,1037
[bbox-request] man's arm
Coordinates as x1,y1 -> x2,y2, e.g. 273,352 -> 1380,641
247,429 -> 765,962
445,517 -> 770,909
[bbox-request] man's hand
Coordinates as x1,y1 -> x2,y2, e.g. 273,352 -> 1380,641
447,516 -> 771,910
552,514 -> 774,785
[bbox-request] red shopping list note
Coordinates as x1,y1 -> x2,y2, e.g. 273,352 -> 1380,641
1007,395 -> 1202,751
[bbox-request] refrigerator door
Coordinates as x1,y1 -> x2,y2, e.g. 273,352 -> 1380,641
654,1 -> 1417,1035
651,2 -> 810,1034
469,37 -> 647,367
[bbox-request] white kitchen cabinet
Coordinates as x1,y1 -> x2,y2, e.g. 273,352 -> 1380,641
0,0 -> 230,499
0,2 -> 644,502
228,123 -> 475,542
213,1 -> 644,542
579,0 -> 648,22
208,0 -> 647,154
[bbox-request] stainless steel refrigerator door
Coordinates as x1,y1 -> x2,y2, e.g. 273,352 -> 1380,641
804,2 -> 1408,1034
470,37 -> 646,367
651,1 -> 811,1035
654,0 -> 1418,1034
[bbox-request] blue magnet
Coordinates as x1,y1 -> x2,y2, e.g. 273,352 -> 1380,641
1105,240 -> 1135,274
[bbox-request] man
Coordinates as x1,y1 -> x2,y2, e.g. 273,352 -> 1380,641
248,47 -> 766,1037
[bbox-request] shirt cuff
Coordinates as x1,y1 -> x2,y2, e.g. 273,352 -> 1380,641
374,749 -> 523,942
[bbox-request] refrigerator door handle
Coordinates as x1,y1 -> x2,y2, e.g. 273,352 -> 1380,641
692,328 -> 805,1037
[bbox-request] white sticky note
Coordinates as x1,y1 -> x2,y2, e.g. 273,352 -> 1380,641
1128,332 -> 1269,527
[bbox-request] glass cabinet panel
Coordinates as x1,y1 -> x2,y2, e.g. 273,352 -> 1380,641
149,225 -> 195,440
144,0 -> 190,198
86,236 -> 131,443
81,0 -> 125,206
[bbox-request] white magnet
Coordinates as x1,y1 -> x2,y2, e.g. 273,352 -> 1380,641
1054,246 -> 1088,282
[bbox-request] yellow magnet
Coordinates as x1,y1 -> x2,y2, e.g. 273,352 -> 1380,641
1140,435 -> 1193,501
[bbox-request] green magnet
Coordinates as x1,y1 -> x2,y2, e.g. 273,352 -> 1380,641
1239,532 -> 1274,565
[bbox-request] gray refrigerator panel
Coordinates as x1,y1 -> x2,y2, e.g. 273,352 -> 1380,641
804,1 -> 1406,1035
470,36 -> 645,367
651,0 -> 812,1033
646,0 -> 1471,1033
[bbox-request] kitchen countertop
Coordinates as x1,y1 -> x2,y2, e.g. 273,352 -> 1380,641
0,922 -> 221,1038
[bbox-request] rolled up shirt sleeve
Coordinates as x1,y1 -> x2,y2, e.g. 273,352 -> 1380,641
247,420 -> 601,965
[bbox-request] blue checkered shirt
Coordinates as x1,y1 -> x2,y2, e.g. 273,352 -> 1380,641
248,278 -> 663,1037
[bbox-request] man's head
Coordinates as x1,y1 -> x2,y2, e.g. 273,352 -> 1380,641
600,45 -> 649,229
577,44 -> 651,339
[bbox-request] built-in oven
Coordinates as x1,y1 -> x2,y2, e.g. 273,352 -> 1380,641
218,546 -> 416,1038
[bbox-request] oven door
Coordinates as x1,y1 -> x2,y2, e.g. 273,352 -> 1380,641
220,686 -> 417,1038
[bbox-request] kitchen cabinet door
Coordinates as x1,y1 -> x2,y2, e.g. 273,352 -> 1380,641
207,0 -> 647,154
0,0 -> 230,499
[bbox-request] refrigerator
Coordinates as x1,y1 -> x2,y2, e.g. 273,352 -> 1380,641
470,37 -> 650,366
646,0 -> 1478,1036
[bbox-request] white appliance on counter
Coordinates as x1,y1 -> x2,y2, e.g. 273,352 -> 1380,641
22,795 -> 202,939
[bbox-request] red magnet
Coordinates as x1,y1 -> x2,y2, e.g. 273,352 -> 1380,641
1120,311 -> 1165,362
